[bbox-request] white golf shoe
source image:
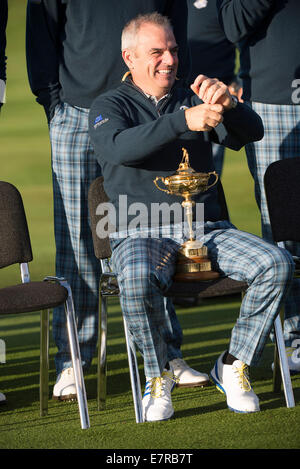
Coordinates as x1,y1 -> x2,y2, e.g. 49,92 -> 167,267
169,358 -> 210,387
272,346 -> 300,375
285,346 -> 300,374
143,370 -> 178,422
210,352 -> 260,413
52,367 -> 77,401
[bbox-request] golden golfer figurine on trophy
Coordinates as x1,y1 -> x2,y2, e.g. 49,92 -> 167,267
154,148 -> 220,281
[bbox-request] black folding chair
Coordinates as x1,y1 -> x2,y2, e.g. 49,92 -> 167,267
264,157 -> 300,407
0,181 -> 90,429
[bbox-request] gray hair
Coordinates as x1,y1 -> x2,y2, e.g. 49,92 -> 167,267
121,12 -> 173,50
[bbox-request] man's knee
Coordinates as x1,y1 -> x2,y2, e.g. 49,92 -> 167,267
119,263 -> 159,300
263,245 -> 295,284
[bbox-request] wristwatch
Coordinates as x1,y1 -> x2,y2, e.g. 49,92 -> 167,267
230,94 -> 238,109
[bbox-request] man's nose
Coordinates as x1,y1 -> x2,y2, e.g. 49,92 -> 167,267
162,50 -> 175,64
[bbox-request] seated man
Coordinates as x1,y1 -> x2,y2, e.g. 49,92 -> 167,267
89,13 -> 294,421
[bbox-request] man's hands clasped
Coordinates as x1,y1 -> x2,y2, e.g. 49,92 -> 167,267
185,74 -> 236,132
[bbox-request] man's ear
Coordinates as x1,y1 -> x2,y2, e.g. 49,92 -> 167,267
122,49 -> 135,70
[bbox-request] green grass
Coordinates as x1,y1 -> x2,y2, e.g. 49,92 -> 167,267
0,1 -> 55,286
1,298 -> 300,450
0,1 -> 299,451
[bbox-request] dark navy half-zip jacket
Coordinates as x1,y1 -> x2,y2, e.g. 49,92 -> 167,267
89,79 -> 263,232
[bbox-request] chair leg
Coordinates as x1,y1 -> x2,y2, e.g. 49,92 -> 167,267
243,290 -> 294,407
273,321 -> 282,394
273,308 -> 295,408
62,280 -> 90,429
122,317 -> 144,423
40,309 -> 49,417
98,292 -> 107,411
43,276 -> 90,428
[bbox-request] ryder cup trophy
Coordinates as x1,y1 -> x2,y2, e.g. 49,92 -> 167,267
153,148 -> 220,281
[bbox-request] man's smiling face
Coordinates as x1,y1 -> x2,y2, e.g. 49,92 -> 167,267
126,22 -> 179,99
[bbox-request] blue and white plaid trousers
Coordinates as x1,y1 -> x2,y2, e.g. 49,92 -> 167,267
49,103 -> 183,373
246,102 -> 300,345
49,102 -> 102,373
110,221 -> 294,378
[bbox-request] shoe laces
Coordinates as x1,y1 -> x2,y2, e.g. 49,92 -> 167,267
147,371 -> 178,398
286,346 -> 300,358
234,363 -> 252,392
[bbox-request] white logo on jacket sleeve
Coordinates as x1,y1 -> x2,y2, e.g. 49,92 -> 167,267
94,114 -> 109,129
193,0 -> 208,9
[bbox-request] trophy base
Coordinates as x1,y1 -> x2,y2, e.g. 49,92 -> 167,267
179,240 -> 207,259
174,271 -> 220,282
174,242 -> 220,282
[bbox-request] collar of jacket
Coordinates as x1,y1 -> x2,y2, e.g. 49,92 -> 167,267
120,71 -> 184,104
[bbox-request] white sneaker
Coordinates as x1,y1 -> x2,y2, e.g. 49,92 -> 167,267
52,367 -> 77,401
143,370 -> 178,422
286,346 -> 300,374
169,358 -> 210,387
272,346 -> 300,375
0,392 -> 6,404
210,352 -> 260,413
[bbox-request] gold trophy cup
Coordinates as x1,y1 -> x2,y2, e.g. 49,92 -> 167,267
153,148 -> 220,281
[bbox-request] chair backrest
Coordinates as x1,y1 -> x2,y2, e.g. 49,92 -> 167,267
0,181 -> 33,268
264,157 -> 300,242
88,177 -> 112,260
88,177 -> 230,260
